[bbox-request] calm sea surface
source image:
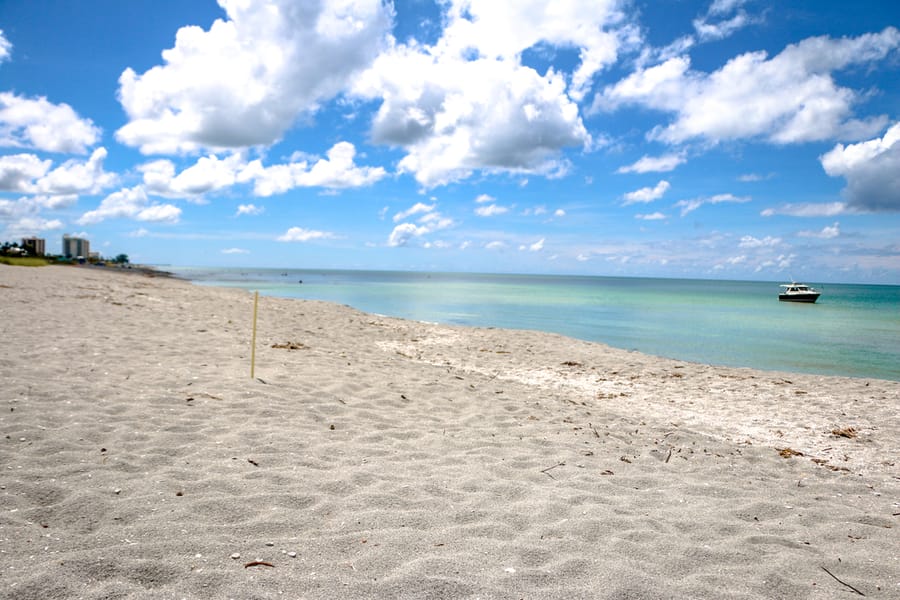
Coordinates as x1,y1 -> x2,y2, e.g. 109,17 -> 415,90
170,267 -> 900,381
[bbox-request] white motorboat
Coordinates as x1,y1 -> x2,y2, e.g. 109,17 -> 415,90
779,282 -> 821,303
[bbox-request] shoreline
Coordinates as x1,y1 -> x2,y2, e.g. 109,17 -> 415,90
171,266 -> 900,382
2,264 -> 898,599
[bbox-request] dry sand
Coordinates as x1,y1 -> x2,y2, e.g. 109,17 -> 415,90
1,264 -> 898,599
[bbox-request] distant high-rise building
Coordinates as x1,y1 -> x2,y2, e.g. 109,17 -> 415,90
62,235 -> 90,259
21,237 -> 46,256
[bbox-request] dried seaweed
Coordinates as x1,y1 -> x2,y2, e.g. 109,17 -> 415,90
777,447 -> 804,458
831,427 -> 858,438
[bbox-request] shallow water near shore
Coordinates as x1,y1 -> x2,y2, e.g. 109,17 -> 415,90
171,267 -> 900,381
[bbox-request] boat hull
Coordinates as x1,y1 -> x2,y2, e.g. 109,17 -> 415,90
778,293 -> 820,303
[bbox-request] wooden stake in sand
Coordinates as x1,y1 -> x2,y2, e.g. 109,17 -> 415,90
250,291 -> 259,379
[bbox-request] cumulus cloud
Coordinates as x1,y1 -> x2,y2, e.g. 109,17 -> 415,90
693,0 -> 760,42
239,142 -> 386,196
522,238 -> 544,252
387,200 -> 455,246
141,154 -> 244,199
623,180 -> 670,205
1,216 -> 64,239
359,53 -> 589,187
36,148 -> 117,195
393,202 -> 435,222
798,222 -> 840,239
277,227 -> 335,242
0,92 -> 101,154
235,203 -> 263,216
617,153 -> 685,174
438,1 -> 632,102
387,222 -> 430,247
598,28 -> 900,145
819,122 -> 900,212
0,30 -> 11,64
116,0 -> 392,154
77,186 -> 182,225
221,247 -> 249,254
0,149 -> 115,201
635,212 -> 666,220
474,203 -> 509,217
350,0 -> 636,186
0,154 -> 51,192
675,193 -> 749,216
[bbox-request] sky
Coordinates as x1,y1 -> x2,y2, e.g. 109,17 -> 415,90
0,0 -> 898,283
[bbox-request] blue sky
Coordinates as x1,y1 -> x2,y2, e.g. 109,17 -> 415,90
1,0 -> 898,283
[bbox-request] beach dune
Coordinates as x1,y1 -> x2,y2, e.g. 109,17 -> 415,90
1,265 -> 897,599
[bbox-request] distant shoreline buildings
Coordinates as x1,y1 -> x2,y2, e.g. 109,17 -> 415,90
21,237 -> 46,256
62,234 -> 90,260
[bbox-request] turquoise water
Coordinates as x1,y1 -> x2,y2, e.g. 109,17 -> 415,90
170,267 -> 900,381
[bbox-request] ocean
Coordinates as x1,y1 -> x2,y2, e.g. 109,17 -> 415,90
169,267 -> 900,382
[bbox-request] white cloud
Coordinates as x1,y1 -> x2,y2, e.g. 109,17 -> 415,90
798,222 -> 840,239
675,193 -> 749,216
693,0 -> 760,42
116,0 -> 393,154
418,211 -> 454,231
236,203 -> 263,216
617,153 -> 685,174
474,203 -> 509,217
387,222 -> 429,247
33,194 -> 78,210
240,142 -> 386,196
36,148 -> 117,195
141,153 -> 248,200
0,92 -> 101,154
819,122 -> 900,212
739,235 -> 781,248
277,226 -> 335,242
598,28 -> 900,145
485,241 -> 506,251
475,193 -> 494,204
77,185 -> 182,225
0,30 -> 11,64
0,154 -> 51,192
0,149 -> 115,198
136,204 -> 182,223
221,247 -> 250,254
760,202 -> 848,217
623,179 -> 670,205
1,216 -> 63,239
528,238 -> 544,252
387,202 -> 456,248
351,0 -> 634,187
445,1 -> 631,101
388,201 -> 454,247
635,212 -> 666,220
393,202 -> 436,222
553,208 -> 566,217
738,172 -> 774,182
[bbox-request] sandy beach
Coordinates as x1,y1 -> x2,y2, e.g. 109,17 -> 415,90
1,264 -> 897,599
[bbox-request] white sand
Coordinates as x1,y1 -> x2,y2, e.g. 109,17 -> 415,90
1,264 -> 898,599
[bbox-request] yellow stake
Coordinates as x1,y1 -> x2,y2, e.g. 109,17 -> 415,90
250,290 -> 259,379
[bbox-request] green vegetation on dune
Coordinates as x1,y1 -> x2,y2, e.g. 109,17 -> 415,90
0,256 -> 50,267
